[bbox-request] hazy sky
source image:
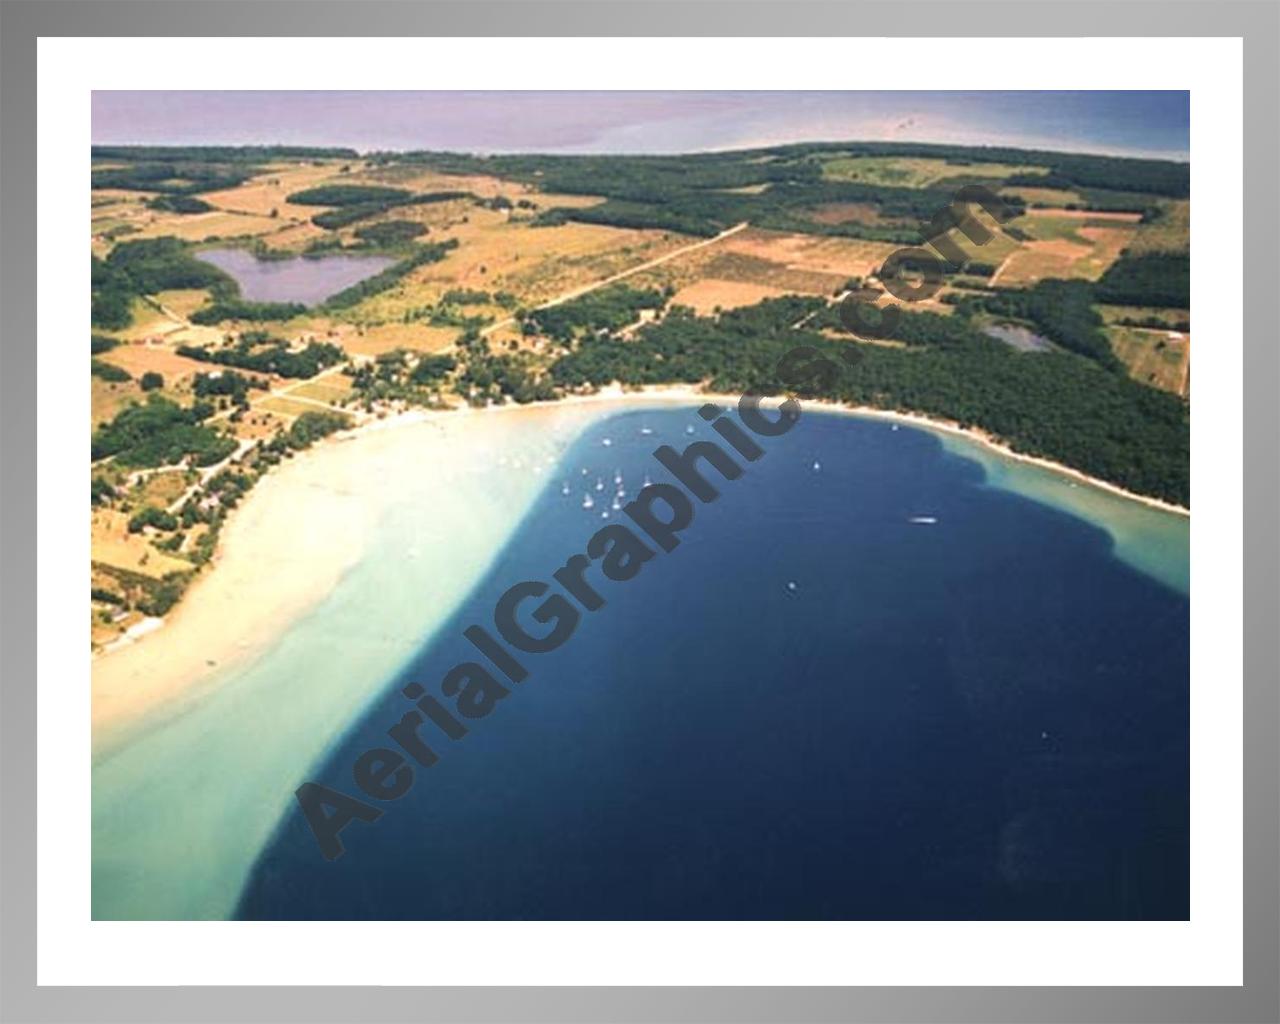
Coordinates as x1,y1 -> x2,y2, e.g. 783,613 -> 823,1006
92,91 -> 1190,160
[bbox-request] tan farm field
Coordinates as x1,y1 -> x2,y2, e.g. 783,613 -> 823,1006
671,278 -> 793,314
1107,326 -> 1190,397
349,215 -> 694,320
201,162 -> 361,220
91,510 -> 194,579
96,342 -> 211,384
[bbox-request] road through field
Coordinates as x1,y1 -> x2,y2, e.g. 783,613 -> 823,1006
480,221 -> 751,337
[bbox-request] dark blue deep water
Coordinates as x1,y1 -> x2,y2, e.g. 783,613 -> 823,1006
237,408 -> 1189,920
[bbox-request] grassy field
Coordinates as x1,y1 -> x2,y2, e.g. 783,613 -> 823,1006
108,298 -> 185,342
132,209 -> 291,244
670,278 -> 792,314
202,162 -> 358,220
255,395 -> 332,419
347,215 -> 692,321
133,470 -> 195,508
999,185 -> 1087,207
96,340 -> 210,383
90,509 -> 193,579
151,289 -> 212,318
1107,325 -> 1190,396
1128,200 -> 1190,254
91,377 -> 143,426
821,156 -> 1046,188
284,377 -> 354,404
722,228 -> 899,281
993,212 -> 1137,285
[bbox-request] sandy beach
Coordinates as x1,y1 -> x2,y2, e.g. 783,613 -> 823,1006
91,393 -> 689,748
92,384 -> 1187,747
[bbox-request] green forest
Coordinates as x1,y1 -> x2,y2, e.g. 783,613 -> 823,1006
549,298 -> 1189,506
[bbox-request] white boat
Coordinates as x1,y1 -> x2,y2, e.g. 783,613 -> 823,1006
640,427 -> 653,436
611,497 -> 622,511
582,494 -> 594,510
561,482 -> 570,495
642,474 -> 652,487
908,516 -> 938,525
812,460 -> 821,471
600,511 -> 610,519
595,477 -> 604,492
602,438 -> 613,447
685,425 -> 695,435
614,469 -> 623,485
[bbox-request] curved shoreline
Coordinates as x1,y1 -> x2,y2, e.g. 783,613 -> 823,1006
92,385 -> 1187,747
545,386 -> 1190,517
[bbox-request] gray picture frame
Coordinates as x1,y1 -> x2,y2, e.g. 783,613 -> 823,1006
1,2 -> 1275,1021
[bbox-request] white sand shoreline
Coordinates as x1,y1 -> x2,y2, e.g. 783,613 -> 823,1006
92,384 -> 1186,745
541,385 -> 1190,517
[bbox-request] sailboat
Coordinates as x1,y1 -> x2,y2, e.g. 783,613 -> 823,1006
595,477 -> 605,492
582,494 -> 595,510
561,482 -> 570,496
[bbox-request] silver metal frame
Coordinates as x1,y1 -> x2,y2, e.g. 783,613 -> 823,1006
1,2 -> 1275,1020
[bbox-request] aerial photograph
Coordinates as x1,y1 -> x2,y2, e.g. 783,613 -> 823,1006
89,91 -> 1190,921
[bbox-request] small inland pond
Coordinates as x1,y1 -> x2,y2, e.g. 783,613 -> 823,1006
195,248 -> 396,307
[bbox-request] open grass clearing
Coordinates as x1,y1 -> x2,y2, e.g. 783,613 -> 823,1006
820,155 -> 1046,188
1107,325 -> 1190,396
255,396 -> 331,419
92,378 -> 144,427
96,341 -> 210,383
201,161 -> 357,220
129,209 -> 288,244
283,378 -> 354,404
153,289 -> 213,319
721,228 -> 900,281
670,278 -> 793,314
133,470 -> 194,508
1128,200 -> 1190,255
90,510 -> 193,578
999,185 -> 1086,207
348,215 -> 692,319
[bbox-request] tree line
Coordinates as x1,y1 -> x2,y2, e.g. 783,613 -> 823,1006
548,299 -> 1189,505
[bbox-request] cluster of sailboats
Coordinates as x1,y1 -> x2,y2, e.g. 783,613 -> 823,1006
564,461 -> 651,520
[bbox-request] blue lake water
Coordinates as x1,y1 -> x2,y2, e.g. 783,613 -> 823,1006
195,248 -> 395,306
234,408 -> 1188,921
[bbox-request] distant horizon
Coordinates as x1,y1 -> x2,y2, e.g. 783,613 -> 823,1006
90,136 -> 1191,166
92,91 -> 1191,162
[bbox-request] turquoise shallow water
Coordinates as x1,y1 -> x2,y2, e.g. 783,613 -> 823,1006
92,403 -> 1189,920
